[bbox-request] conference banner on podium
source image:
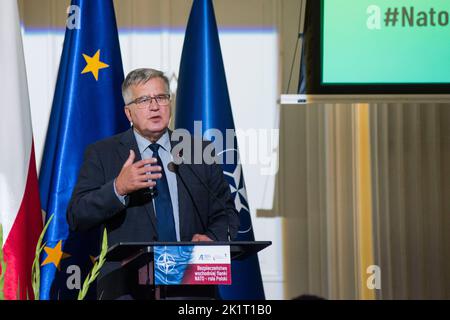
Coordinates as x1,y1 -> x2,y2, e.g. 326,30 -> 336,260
154,246 -> 231,285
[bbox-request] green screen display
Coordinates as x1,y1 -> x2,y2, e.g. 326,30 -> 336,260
322,0 -> 450,84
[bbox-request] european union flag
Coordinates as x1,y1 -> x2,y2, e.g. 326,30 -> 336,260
175,0 -> 265,300
38,0 -> 128,299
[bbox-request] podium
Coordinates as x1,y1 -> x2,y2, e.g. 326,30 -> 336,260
100,241 -> 271,300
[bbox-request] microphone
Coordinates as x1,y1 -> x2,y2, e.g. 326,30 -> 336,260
167,161 -> 233,241
166,161 -> 178,173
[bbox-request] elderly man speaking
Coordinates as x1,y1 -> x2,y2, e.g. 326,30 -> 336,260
67,68 -> 239,299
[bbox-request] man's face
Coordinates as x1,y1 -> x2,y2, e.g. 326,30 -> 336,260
125,77 -> 171,141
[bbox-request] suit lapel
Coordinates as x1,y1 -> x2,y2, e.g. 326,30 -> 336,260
168,130 -> 190,240
118,128 -> 158,235
117,128 -> 142,163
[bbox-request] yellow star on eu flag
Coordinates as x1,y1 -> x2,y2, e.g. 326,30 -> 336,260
81,49 -> 109,81
41,240 -> 71,271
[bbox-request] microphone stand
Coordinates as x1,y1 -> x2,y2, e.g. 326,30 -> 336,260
168,161 -> 232,241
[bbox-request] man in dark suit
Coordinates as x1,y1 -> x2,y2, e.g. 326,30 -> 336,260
67,68 -> 239,299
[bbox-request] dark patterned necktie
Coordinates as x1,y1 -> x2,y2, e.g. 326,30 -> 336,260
149,143 -> 176,241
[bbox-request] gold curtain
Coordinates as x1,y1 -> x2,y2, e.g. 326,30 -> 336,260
279,103 -> 450,299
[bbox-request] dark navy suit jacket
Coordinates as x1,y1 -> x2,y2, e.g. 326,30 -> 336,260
66,128 -> 239,299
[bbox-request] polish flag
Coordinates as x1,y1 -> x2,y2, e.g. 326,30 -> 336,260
0,0 -> 43,299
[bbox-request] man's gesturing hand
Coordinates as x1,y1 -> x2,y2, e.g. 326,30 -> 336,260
115,150 -> 162,196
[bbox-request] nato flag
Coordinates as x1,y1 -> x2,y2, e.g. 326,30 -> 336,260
175,0 -> 265,299
38,0 -> 129,299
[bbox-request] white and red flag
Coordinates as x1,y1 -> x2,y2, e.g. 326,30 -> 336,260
0,0 -> 43,299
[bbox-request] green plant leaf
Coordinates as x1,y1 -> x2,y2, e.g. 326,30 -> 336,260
77,228 -> 108,300
31,214 -> 54,300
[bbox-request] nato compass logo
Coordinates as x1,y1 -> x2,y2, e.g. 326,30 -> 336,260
218,148 -> 252,235
156,252 -> 177,274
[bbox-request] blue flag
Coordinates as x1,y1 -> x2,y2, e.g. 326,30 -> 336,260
38,0 -> 129,299
175,0 -> 265,300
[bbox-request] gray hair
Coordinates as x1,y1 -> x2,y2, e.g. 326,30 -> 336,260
122,68 -> 170,105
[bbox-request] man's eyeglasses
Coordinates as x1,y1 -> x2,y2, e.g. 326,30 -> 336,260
126,94 -> 171,108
